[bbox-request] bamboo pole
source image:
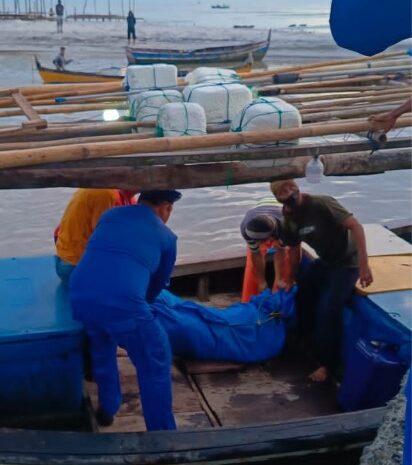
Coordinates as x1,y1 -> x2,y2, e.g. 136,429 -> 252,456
0,120 -> 151,143
0,102 -> 129,118
0,147 -> 408,190
0,117 -> 410,170
238,51 -> 407,80
0,132 -> 155,151
302,103 -> 403,123
295,93 -> 411,111
258,74 -> 401,94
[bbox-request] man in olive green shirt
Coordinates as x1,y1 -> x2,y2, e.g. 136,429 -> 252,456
270,179 -> 373,382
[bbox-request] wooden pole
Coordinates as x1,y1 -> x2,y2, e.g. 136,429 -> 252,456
238,51 -> 406,80
0,148 -> 408,190
257,74 -> 400,94
0,117 -> 410,170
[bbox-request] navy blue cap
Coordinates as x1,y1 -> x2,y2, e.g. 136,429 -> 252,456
138,189 -> 182,204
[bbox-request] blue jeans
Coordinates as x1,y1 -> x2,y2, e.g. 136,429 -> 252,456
55,256 -> 76,286
296,259 -> 359,370
86,317 -> 176,431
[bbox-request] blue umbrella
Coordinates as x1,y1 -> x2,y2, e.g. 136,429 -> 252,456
330,0 -> 412,56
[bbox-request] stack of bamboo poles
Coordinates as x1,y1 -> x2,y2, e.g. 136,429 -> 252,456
0,51 -> 410,189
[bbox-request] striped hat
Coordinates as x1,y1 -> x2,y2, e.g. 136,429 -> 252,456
245,215 -> 278,240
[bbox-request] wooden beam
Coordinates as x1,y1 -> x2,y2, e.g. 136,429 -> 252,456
11,92 -> 47,129
0,148 -> 408,190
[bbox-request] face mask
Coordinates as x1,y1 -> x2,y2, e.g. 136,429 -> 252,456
283,191 -> 299,209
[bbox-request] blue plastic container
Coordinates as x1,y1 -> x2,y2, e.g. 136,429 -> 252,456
0,256 -> 84,418
338,338 -> 408,411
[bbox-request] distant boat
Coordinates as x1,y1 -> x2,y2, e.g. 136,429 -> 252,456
34,56 -> 123,84
233,25 -> 255,29
34,57 -> 253,84
211,4 -> 230,9
126,30 -> 271,66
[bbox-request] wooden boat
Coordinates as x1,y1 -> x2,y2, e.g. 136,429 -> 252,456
211,4 -> 230,8
126,30 -> 271,65
34,56 -> 124,84
0,223 -> 410,465
34,57 -> 253,84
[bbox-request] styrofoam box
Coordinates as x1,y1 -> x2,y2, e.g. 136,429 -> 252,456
156,102 -> 207,137
231,96 -> 301,145
185,67 -> 240,85
183,82 -> 252,124
129,90 -> 183,122
124,64 -> 178,90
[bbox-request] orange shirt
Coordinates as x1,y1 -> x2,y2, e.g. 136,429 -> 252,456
55,189 -> 136,265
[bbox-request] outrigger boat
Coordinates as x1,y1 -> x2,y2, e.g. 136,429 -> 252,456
126,30 -> 271,65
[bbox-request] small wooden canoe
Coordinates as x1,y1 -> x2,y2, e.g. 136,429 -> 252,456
35,57 -> 253,84
126,30 -> 271,65
35,57 -> 124,84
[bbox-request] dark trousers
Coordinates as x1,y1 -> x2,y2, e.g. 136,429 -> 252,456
127,27 -> 136,40
296,259 -> 359,370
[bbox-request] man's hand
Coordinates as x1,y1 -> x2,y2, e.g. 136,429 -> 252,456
368,112 -> 397,133
359,263 -> 373,288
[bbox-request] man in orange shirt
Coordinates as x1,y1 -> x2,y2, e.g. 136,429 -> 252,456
54,188 -> 138,285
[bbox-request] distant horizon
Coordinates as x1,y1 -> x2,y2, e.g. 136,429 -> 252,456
0,0 -> 331,17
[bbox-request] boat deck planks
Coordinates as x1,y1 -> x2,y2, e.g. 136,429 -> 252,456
87,361 -> 212,432
191,354 -> 339,426
85,289 -> 339,433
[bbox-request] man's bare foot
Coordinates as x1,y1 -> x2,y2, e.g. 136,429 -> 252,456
309,366 -> 328,382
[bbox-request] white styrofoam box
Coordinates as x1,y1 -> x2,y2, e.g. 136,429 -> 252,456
183,82 -> 252,124
231,96 -> 301,143
124,64 -> 178,90
129,90 -> 183,123
185,67 -> 240,85
156,102 -> 207,137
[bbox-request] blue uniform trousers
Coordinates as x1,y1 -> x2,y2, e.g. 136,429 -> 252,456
86,316 -> 176,431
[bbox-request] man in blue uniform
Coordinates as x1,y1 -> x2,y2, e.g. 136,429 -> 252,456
69,189 -> 182,430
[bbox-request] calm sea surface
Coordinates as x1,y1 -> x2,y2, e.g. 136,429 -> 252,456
0,0 -> 411,259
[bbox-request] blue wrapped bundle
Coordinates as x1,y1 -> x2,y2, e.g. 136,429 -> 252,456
152,288 -> 296,363
330,0 -> 411,56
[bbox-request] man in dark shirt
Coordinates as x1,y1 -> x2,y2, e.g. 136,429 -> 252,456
55,0 -> 64,33
127,11 -> 137,44
270,179 -> 373,382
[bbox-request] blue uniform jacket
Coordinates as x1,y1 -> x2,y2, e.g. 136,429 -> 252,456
69,204 -> 177,330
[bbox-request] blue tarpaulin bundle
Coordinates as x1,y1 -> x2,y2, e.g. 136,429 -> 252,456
151,287 -> 296,363
330,0 -> 412,56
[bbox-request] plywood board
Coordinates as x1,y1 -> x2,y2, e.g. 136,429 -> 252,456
356,254 -> 412,295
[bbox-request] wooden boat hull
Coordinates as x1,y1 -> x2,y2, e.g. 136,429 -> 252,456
35,57 -> 123,84
0,407 -> 385,465
126,31 -> 271,65
34,58 -> 252,84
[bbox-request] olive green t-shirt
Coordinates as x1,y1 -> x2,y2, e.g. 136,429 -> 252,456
281,194 -> 358,268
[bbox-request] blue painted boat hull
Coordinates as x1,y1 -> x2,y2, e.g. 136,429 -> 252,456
126,31 -> 271,65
